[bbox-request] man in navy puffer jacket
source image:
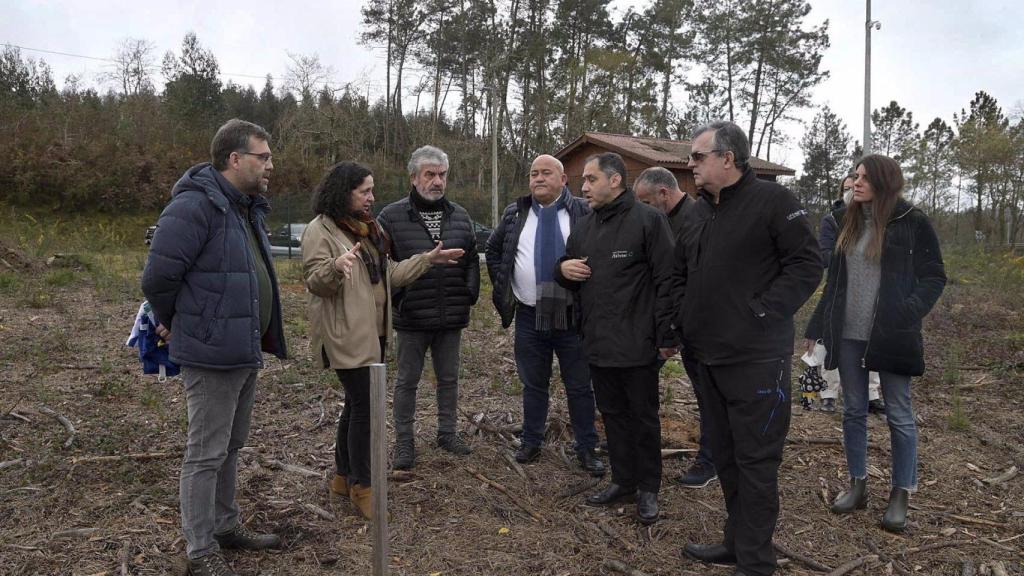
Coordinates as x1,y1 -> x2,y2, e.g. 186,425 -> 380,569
142,119 -> 287,576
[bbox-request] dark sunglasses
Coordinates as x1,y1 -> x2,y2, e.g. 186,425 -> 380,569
688,149 -> 725,163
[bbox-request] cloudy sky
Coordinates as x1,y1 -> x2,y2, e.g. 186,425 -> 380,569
4,0 -> 1023,172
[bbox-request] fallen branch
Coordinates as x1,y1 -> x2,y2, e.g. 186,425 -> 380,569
52,527 -> 100,539
661,448 -> 696,458
301,502 -> 336,521
4,411 -> 31,423
499,449 -> 529,482
38,405 -> 75,449
903,540 -> 962,556
390,470 -> 416,482
982,466 -> 1018,485
948,514 -> 1004,528
978,537 -> 1016,553
603,559 -> 650,576
557,477 -> 601,500
774,541 -> 833,572
72,452 -> 177,465
466,466 -> 544,522
595,520 -> 637,552
307,397 -> 326,431
787,437 -> 883,450
3,395 -> 22,418
0,459 -> 24,470
2,543 -> 41,551
262,459 -> 322,478
826,554 -> 878,576
990,561 -> 1010,576
866,539 -> 910,576
557,444 -> 573,468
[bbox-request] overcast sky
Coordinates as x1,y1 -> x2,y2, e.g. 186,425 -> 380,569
4,0 -> 1023,174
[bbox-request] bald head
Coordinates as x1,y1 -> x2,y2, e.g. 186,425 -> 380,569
635,166 -> 685,214
529,154 -> 567,205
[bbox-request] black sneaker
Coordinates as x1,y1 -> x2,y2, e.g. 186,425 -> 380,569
515,444 -> 542,464
576,448 -> 606,477
868,398 -> 886,415
820,398 -> 836,413
393,441 -> 415,470
677,461 -> 717,488
213,525 -> 281,551
189,552 -> 237,576
437,433 -> 472,455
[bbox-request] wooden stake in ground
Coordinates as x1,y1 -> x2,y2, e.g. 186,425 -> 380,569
369,364 -> 389,576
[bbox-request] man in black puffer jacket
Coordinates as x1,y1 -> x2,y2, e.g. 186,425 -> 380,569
485,154 -> 604,477
378,145 -> 480,470
555,152 -> 679,526
142,119 -> 286,576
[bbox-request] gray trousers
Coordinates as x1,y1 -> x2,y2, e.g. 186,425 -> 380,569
180,366 -> 258,559
392,329 -> 462,443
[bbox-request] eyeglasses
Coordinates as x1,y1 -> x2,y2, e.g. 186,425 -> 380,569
241,151 -> 273,164
688,149 -> 724,163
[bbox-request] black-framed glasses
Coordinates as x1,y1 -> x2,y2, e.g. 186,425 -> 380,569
241,151 -> 273,163
688,149 -> 725,163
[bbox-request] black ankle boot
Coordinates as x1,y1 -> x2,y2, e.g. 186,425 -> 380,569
881,487 -> 910,532
830,477 -> 868,514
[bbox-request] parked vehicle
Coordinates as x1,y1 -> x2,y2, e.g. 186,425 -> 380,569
472,221 -> 492,253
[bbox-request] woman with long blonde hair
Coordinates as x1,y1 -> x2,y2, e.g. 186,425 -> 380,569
805,154 -> 946,532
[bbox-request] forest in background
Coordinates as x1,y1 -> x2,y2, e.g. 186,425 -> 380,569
1,0 -> 1022,244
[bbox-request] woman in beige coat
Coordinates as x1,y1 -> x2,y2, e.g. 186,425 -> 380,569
302,161 -> 463,519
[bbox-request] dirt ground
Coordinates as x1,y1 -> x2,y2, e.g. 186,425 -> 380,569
1,242 -> 1023,575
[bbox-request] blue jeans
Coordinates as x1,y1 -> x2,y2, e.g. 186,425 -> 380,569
837,339 -> 918,490
514,305 -> 598,452
180,366 -> 258,559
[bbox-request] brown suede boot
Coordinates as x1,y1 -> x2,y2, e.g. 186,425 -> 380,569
349,483 -> 373,520
329,474 -> 349,498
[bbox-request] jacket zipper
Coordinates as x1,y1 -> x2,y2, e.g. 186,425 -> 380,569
826,255 -> 842,367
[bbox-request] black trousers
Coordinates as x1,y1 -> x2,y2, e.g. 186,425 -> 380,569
590,363 -> 662,493
335,366 -> 371,487
332,338 -> 385,488
697,358 -> 791,576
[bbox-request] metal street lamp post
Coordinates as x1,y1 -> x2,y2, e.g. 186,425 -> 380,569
864,0 -> 881,155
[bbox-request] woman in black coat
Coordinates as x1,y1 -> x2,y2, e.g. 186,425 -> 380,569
805,154 -> 946,532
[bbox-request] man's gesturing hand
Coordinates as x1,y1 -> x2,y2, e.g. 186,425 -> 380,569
427,241 -> 464,265
559,257 -> 591,282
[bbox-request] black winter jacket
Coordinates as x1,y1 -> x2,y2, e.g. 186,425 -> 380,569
377,191 -> 480,331
675,169 -> 822,365
804,199 -> 946,376
484,190 -> 590,328
817,198 -> 846,267
141,164 -> 287,369
554,190 -> 678,367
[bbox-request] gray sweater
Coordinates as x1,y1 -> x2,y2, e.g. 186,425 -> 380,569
842,204 -> 881,340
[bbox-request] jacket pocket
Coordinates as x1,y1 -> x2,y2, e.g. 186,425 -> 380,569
747,297 -> 769,334
199,293 -> 224,343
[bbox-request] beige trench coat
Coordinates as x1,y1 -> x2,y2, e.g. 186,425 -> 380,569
302,214 -> 430,369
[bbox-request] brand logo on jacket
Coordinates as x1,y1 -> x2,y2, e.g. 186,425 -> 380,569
611,251 -> 633,259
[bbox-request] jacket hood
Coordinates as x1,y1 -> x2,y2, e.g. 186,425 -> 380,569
171,163 -> 270,215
